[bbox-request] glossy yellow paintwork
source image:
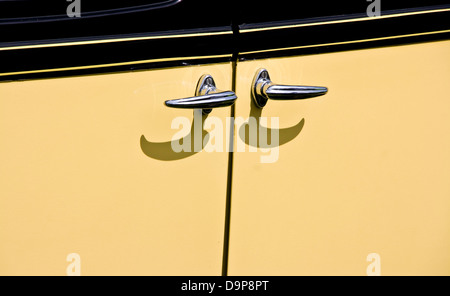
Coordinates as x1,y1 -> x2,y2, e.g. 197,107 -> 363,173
229,40 -> 450,275
0,63 -> 232,275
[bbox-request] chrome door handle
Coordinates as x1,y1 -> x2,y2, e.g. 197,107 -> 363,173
252,68 -> 328,108
165,74 -> 237,114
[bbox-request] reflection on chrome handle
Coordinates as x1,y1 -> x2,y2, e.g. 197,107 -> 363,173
165,75 -> 237,114
252,68 -> 328,108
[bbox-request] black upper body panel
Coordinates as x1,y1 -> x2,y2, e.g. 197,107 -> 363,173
0,0 -> 233,43
235,0 -> 450,26
0,0 -> 449,81
2,0 -> 448,44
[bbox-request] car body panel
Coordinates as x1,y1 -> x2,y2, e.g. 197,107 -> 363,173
1,1 -> 450,276
0,63 -> 232,275
228,40 -> 450,275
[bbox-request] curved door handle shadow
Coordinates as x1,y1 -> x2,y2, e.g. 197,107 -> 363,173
238,100 -> 305,148
140,111 -> 210,161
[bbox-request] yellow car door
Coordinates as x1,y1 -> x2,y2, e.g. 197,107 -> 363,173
0,1 -> 234,276
228,2 -> 450,275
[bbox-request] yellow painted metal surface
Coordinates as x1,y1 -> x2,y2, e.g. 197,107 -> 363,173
229,40 -> 450,275
0,63 -> 232,275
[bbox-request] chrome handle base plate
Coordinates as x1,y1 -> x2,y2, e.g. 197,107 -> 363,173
251,68 -> 272,108
195,74 -> 216,114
